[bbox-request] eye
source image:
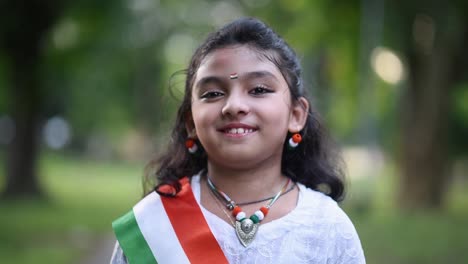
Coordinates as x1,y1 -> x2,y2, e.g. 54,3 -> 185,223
250,85 -> 273,95
200,91 -> 224,99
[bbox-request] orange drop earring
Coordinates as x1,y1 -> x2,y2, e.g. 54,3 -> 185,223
185,138 -> 198,154
288,133 -> 302,148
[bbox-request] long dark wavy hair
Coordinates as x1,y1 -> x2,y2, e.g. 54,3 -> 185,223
145,17 -> 346,201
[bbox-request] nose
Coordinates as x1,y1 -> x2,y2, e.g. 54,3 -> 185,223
221,91 -> 250,117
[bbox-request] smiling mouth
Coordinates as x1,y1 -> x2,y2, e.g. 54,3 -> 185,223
224,127 -> 255,134
221,128 -> 256,134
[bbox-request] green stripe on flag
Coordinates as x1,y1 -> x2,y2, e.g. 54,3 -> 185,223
113,210 -> 157,264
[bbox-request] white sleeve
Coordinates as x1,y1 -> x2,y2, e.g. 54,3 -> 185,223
329,208 -> 366,264
109,241 -> 128,264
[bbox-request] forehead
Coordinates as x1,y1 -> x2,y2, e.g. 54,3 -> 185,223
194,45 -> 285,84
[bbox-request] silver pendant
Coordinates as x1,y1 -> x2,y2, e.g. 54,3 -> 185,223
235,219 -> 259,247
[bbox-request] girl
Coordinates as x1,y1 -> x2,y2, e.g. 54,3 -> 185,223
111,17 -> 365,264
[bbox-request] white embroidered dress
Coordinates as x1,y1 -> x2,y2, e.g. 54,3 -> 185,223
110,174 -> 365,264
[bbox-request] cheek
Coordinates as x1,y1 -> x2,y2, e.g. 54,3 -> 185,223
191,107 -> 216,131
263,101 -> 291,120
191,112 -> 204,131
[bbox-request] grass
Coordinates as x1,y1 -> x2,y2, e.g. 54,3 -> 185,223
0,152 -> 143,264
347,207 -> 468,263
1,152 -> 467,263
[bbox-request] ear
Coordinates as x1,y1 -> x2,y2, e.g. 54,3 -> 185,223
288,97 -> 309,132
185,112 -> 197,138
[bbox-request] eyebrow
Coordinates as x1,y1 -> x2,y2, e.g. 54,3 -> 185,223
243,70 -> 279,81
195,76 -> 223,90
195,70 -> 279,89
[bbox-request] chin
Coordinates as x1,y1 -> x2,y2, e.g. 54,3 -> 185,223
210,153 -> 267,169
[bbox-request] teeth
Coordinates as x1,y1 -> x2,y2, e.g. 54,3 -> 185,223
226,128 -> 254,134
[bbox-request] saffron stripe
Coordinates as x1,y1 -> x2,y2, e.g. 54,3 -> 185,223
134,192 -> 191,263
112,210 -> 157,264
161,178 -> 229,264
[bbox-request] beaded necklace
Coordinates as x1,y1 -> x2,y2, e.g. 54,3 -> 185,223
207,176 -> 291,247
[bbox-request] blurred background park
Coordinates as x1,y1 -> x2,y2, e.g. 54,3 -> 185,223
0,0 -> 467,263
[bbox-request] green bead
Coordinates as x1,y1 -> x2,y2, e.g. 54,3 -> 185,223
239,218 -> 246,222
250,214 -> 260,224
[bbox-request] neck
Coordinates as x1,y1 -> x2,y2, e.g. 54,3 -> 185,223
205,160 -> 287,203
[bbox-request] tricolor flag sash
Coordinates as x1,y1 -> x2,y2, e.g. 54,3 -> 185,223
112,177 -> 228,264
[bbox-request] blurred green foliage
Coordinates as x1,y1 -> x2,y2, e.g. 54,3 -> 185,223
2,0 -> 466,152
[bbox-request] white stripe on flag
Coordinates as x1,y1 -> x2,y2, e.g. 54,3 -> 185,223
133,192 -> 191,264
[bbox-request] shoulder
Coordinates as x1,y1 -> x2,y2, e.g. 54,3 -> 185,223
298,184 -> 347,220
299,184 -> 353,223
298,184 -> 366,263
112,191 -> 161,228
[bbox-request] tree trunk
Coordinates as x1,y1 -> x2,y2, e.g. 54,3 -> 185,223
396,1 -> 468,210
3,61 -> 42,198
1,0 -> 61,198
399,46 -> 452,209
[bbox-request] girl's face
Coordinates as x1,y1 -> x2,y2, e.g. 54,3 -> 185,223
189,45 -> 307,169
